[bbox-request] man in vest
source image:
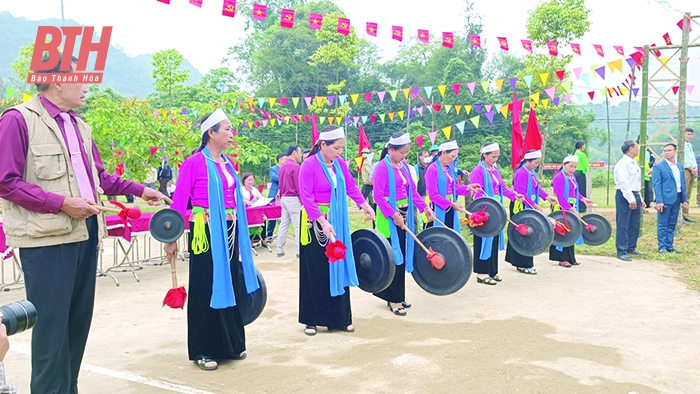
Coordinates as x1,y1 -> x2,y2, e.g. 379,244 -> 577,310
0,53 -> 170,393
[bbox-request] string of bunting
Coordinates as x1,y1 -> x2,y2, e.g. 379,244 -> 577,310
156,0 -> 692,58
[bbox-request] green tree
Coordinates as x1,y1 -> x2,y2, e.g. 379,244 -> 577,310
202,67 -> 239,94
10,42 -> 35,92
151,49 -> 190,109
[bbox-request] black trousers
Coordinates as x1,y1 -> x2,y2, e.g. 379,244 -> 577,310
643,180 -> 654,207
158,178 -> 170,197
575,170 -> 587,212
20,216 -> 99,394
615,190 -> 642,255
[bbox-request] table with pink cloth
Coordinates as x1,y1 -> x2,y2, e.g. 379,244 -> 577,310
0,222 -> 24,290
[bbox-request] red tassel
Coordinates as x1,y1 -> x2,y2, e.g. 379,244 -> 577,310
163,287 -> 187,309
468,206 -> 489,227
325,240 -> 347,262
585,223 -> 596,233
515,223 -> 530,236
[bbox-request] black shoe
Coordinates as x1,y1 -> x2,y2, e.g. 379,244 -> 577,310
628,249 -> 645,256
684,217 -> 696,223
402,302 -> 412,309
617,254 -> 632,261
669,248 -> 683,253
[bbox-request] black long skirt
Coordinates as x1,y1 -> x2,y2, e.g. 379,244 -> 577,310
373,224 -> 407,304
505,201 -> 534,269
549,245 -> 576,263
574,170 -> 587,213
473,234 -> 500,277
187,222 -> 246,361
427,206 -> 456,229
298,219 -> 352,329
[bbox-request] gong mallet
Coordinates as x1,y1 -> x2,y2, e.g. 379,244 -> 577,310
95,205 -> 142,219
402,226 -> 446,270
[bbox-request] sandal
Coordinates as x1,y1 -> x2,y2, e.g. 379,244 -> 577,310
491,275 -> 503,282
304,325 -> 317,336
517,268 -> 538,275
477,277 -> 497,285
388,303 -> 407,316
232,352 -> 247,360
194,357 -> 218,371
329,325 -> 355,333
559,261 -> 572,268
570,261 -> 581,266
402,302 -> 412,309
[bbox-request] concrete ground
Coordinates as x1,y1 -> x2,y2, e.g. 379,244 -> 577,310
2,235 -> 700,394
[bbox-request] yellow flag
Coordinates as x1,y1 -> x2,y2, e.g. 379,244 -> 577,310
530,92 -> 540,104
464,105 -> 472,115
500,104 -> 509,119
22,93 -> 32,103
161,110 -> 168,119
398,110 -> 405,120
247,121 -> 254,129
270,118 -> 277,127
388,112 -> 395,121
247,97 -> 254,107
315,96 -> 325,106
495,79 -> 505,92
441,126 -> 451,139
268,97 -> 277,107
620,87 -> 628,96
454,105 -> 463,115
608,59 -> 623,73
336,117 -> 342,125
354,157 -> 363,169
539,72 -> 550,85
437,85 -> 447,97
350,93 -> 360,104
659,58 -> 669,70
402,88 -> 410,99
328,117 -> 335,125
542,99 -> 549,109
529,101 -> 537,109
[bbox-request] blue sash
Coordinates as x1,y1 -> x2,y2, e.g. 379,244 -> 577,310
479,162 -> 505,260
384,156 -> 416,272
434,162 -> 461,233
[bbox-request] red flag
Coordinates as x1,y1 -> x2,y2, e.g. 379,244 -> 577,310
337,18 -> 350,36
663,33 -> 673,46
511,93 -> 524,170
593,44 -> 604,57
442,32 -> 454,48
677,17 -> 692,32
309,13 -> 323,30
555,70 -> 566,82
252,3 -> 266,20
497,37 -> 509,51
521,39 -> 533,52
571,43 -> 581,55
157,0 -> 170,4
358,124 -> 371,157
366,22 -> 377,36
392,26 -> 403,41
650,44 -> 661,57
418,29 -> 429,44
469,34 -> 481,48
311,113 -> 319,145
523,107 -> 542,154
415,136 -> 425,148
189,0 -> 201,7
222,0 -> 236,17
547,41 -> 558,56
280,9 -> 295,28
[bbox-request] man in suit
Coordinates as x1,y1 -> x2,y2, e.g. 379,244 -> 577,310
682,128 -> 697,223
652,143 -> 688,253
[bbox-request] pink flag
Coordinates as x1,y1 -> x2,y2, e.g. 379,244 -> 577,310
392,26 -> 403,42
377,91 -> 386,103
593,44 -> 604,57
157,0 -> 170,4
364,92 -> 373,103
252,3 -> 266,20
677,17 -> 692,32
571,43 -> 581,55
366,22 -> 377,37
428,131 -> 438,144
415,136 -> 425,148
418,29 -> 429,44
544,86 -> 556,100
442,32 -> 454,48
614,45 -> 624,55
469,34 -> 481,48
280,97 -> 287,107
189,0 -> 202,7
222,0 -> 236,17
547,41 -> 558,56
311,114 -> 319,145
467,82 -> 476,95
309,13 -> 323,30
521,39 -> 533,52
338,18 -> 350,36
452,83 -> 461,96
280,9 -> 295,28
497,37 -> 509,51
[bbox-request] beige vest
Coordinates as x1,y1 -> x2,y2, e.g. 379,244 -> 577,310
1,96 -> 107,248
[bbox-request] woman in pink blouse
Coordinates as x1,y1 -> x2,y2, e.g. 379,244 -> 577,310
372,132 -> 436,316
298,126 -> 375,336
164,109 -> 260,371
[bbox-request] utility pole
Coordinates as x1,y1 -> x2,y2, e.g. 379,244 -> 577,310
61,0 -> 65,25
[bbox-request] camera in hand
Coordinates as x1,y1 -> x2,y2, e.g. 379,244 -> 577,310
0,300 -> 37,336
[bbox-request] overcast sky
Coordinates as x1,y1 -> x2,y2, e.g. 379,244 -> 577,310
2,0 -> 699,104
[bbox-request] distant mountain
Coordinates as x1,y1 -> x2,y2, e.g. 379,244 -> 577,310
0,11 -> 202,98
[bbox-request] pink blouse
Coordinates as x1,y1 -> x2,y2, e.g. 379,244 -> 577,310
372,160 -> 428,218
298,156 -> 366,221
424,162 -> 470,210
170,152 -> 237,219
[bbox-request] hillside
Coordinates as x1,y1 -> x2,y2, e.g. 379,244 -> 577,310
0,11 -> 202,98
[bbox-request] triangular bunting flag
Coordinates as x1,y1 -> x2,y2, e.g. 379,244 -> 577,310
350,93 -> 360,104
454,105 -> 463,114
474,104 -> 482,114
530,92 -> 541,104
541,99 -> 549,109
688,85 -> 695,95
377,91 -> 386,103
441,126 -> 451,139
318,117 -> 326,125
555,70 -> 566,82
339,94 -> 347,105
588,91 -> 595,100
5,86 -> 17,99
573,67 -> 582,79
354,157 -> 363,169
315,96 -> 326,106
268,97 -> 277,107
398,111 -> 405,120
437,85 -> 447,97
411,87 -> 420,98
470,115 -> 480,129
580,73 -> 590,86
370,114 -> 377,124
544,86 -> 556,100
247,97 -> 255,107
328,117 -> 335,125
467,82 -> 476,95
485,110 -> 495,124
500,104 -> 509,118
445,104 -> 452,114
387,90 -> 397,102
539,72 -> 550,85
327,95 -> 335,106
416,107 -> 424,116
388,112 -> 395,121
480,81 -> 490,93
304,96 -> 313,108
292,97 -> 300,108
361,116 -> 368,124
672,86 -> 680,95
509,77 -> 518,90
595,66 -> 606,79
452,84 -> 461,96
464,105 -> 472,115
561,81 -> 573,93
524,75 -> 533,88
608,59 -> 623,73
364,92 -> 373,103
379,114 -> 385,123
424,86 -> 433,97
353,116 -> 359,126
456,121 -> 466,134
402,88 -> 410,99
258,98 -> 265,108
495,79 -> 504,92
428,131 -> 438,144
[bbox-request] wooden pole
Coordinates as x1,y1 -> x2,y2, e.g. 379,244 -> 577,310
625,66 -> 636,141
606,95 -> 612,207
676,12 -> 691,235
639,47 -> 650,229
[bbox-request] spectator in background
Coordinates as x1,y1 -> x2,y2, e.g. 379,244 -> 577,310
360,148 -> 374,206
614,141 -> 645,262
414,150 -> 431,231
241,173 -> 264,206
145,166 -> 157,190
653,143 -> 688,253
277,145 -> 303,258
573,140 -> 589,212
265,153 -> 287,241
636,137 -> 655,209
158,157 -> 173,197
429,145 -> 439,159
166,179 -> 176,196
682,128 -> 697,223
302,149 -> 311,160
696,152 -> 700,207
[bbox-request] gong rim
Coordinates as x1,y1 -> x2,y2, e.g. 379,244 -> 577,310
412,226 -> 472,296
548,210 -> 584,247
351,229 -> 396,293
241,268 -> 267,326
581,213 -> 612,246
467,197 -> 508,238
149,209 -> 185,244
507,209 -> 555,256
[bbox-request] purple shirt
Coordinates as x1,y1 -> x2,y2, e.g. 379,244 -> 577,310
552,171 -> 585,211
372,161 -> 428,218
513,166 -> 550,206
424,162 -> 470,210
278,159 -> 300,197
0,95 -> 145,214
469,163 -> 517,201
298,156 -> 366,221
170,152 -> 237,219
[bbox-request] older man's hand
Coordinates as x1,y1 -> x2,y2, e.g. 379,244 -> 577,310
141,188 -> 172,206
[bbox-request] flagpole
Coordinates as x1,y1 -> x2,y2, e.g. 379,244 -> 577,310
60,0 -> 65,25
605,95 -> 612,206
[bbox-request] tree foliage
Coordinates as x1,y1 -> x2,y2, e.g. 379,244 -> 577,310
151,49 -> 191,108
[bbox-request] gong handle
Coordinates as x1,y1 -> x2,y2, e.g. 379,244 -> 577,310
508,218 -> 518,227
94,205 -> 122,214
403,226 -> 432,255
168,254 -> 178,288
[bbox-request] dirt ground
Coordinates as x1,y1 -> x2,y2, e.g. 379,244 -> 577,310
2,235 -> 700,394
